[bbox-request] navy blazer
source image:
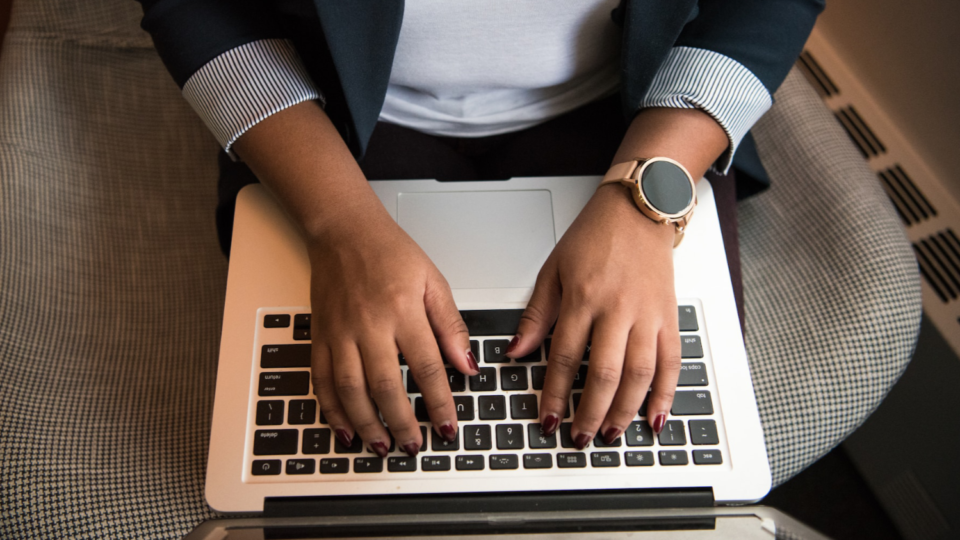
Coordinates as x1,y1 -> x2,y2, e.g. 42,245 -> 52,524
137,0 -> 823,195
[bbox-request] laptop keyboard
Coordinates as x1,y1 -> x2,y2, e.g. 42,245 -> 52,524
247,304 -> 728,480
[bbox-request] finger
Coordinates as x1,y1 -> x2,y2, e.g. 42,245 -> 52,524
538,295 -> 591,438
599,326 -> 657,444
330,341 -> 392,456
360,336 -> 423,457
397,314 -> 458,442
310,340 -> 354,450
423,268 -> 478,375
507,260 -> 561,359
570,316 -> 629,449
646,325 -> 682,434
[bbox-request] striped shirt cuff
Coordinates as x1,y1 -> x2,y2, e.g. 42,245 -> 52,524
640,46 -> 772,173
182,39 -> 323,158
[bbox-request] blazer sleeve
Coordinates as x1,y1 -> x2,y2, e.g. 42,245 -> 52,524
136,0 -> 323,156
639,0 -> 824,172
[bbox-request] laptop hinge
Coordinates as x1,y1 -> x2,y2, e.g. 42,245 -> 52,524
263,488 -> 715,518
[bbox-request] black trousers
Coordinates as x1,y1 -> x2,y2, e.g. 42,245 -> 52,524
216,93 -> 744,328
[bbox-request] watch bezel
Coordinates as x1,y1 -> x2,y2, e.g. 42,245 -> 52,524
629,157 -> 697,222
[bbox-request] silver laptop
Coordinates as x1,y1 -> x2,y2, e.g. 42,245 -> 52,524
205,176 -> 770,516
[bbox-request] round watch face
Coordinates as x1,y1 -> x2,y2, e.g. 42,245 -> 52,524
640,160 -> 694,216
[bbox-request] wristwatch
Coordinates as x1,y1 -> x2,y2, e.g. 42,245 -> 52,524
598,157 -> 697,247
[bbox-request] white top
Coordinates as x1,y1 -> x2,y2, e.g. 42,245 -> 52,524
379,0 -> 621,137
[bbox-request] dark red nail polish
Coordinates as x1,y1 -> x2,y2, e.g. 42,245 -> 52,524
602,427 -> 621,445
652,414 -> 666,435
506,335 -> 519,354
542,414 -> 559,436
574,433 -> 592,450
402,442 -> 420,457
466,350 -> 479,372
371,442 -> 389,458
439,423 -> 457,442
335,429 -> 352,448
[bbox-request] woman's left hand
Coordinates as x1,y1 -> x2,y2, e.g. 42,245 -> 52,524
506,181 -> 682,449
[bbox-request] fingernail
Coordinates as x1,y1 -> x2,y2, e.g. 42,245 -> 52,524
506,335 -> 519,354
335,429 -> 352,448
466,349 -> 480,372
402,442 -> 420,457
370,442 -> 389,458
542,414 -> 559,436
574,433 -> 592,450
652,414 -> 666,435
602,427 -> 621,445
439,423 -> 457,442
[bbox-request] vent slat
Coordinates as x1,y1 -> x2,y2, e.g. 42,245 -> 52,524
914,244 -> 954,302
921,239 -> 960,293
836,110 -> 872,158
797,53 -> 836,98
878,170 -> 920,225
894,165 -> 937,217
936,231 -> 960,272
845,106 -> 887,154
885,168 -> 929,220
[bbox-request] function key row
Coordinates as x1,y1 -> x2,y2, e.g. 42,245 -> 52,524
252,448 -> 721,476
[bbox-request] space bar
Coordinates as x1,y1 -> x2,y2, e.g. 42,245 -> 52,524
459,310 -> 525,336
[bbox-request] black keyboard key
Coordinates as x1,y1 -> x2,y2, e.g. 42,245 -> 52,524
446,368 -> 466,392
559,423 -> 575,448
470,368 -> 497,391
335,434 -> 364,454
693,450 -> 722,465
658,421 -> 687,446
678,363 -> 708,386
571,365 -> 588,390
478,395 -> 507,420
258,372 -> 310,396
516,348 -> 542,363
354,457 -> 383,473
398,352 -> 407,365
496,424 -> 524,450
286,459 -> 315,475
625,451 -> 655,466
659,450 -> 689,466
414,397 -> 430,422
388,456 -> 417,472
625,421 -> 654,447
264,314 -> 291,328
510,394 -> 538,419
671,391 -> 714,415
531,366 -> 547,390
528,423 -> 557,449
689,420 -> 720,445
572,393 -> 582,412
419,426 -> 428,452
524,453 -> 553,469
252,459 -> 281,475
490,454 -> 519,470
678,306 -> 698,331
454,396 -> 475,421
293,313 -> 311,328
484,340 -> 511,363
501,367 -> 528,390
293,328 -> 310,340
456,455 -> 485,471
681,336 -> 703,358
302,428 -> 331,454
639,393 -> 649,417
593,433 -> 622,448
253,430 -> 298,455
460,310 -> 523,336
432,430 -> 460,451
557,452 -> 587,468
422,455 -> 451,471
406,371 -> 420,394
320,458 -> 349,474
464,425 -> 492,450
256,400 -> 284,426
260,344 -> 310,368
470,340 -> 480,361
288,399 -> 316,425
591,452 -> 620,467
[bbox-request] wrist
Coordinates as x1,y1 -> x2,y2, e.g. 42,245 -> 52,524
591,183 -> 675,246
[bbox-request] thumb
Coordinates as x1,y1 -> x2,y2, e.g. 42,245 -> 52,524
507,262 -> 561,359
423,268 -> 478,375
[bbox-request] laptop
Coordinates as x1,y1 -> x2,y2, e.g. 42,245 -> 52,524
204,175 -> 771,521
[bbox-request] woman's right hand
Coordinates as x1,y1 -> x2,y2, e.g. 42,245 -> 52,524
307,206 -> 479,458
233,100 -> 477,459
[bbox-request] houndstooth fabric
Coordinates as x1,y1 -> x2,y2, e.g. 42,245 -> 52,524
0,0 -> 920,537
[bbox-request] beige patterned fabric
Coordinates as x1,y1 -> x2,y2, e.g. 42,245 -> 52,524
0,0 -> 920,537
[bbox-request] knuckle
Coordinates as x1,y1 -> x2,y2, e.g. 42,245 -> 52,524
660,353 -> 682,369
622,363 -> 656,383
412,361 -> 446,387
549,352 -> 581,372
520,303 -> 548,327
588,364 -> 622,387
334,374 -> 366,396
368,376 -> 401,400
655,388 -> 677,403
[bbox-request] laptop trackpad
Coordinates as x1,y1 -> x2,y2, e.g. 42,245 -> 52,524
397,190 -> 556,289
